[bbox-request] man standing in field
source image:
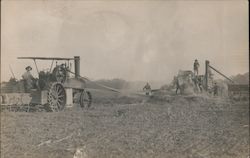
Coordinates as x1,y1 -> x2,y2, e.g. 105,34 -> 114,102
143,82 -> 151,96
193,59 -> 200,76
22,66 -> 35,92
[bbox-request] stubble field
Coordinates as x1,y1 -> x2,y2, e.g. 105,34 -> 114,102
1,93 -> 249,158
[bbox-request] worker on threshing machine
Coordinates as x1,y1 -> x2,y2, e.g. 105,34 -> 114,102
193,75 -> 203,93
143,82 -> 151,96
193,59 -> 200,76
197,75 -> 204,92
213,82 -> 218,96
173,76 -> 180,94
22,66 -> 35,92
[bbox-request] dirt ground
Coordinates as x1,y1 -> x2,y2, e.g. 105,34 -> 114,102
0,95 -> 249,158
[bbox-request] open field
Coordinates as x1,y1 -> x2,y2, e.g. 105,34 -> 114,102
1,95 -> 249,158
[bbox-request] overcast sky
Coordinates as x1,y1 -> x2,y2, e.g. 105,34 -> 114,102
1,0 -> 249,83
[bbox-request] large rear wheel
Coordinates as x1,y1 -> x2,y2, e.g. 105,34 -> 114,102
47,82 -> 66,112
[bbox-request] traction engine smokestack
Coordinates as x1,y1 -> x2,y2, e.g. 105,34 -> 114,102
74,56 -> 80,78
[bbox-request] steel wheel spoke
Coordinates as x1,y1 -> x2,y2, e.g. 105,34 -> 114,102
58,95 -> 64,98
58,88 -> 63,94
58,99 -> 62,103
56,102 -> 60,108
55,85 -> 59,93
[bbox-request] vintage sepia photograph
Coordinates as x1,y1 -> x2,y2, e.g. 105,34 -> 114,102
0,0 -> 249,158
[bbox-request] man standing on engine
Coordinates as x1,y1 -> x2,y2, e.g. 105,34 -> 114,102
22,66 -> 35,92
193,59 -> 200,76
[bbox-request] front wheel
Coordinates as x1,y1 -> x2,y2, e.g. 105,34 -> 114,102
80,90 -> 92,108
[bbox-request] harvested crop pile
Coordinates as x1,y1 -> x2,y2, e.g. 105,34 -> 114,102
1,95 -> 249,158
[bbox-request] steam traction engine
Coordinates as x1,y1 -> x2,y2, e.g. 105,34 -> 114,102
1,56 -> 92,112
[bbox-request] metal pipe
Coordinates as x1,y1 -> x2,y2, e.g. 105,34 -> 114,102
9,65 -> 16,79
33,59 -> 39,75
205,60 -> 209,90
49,60 -> 54,73
74,56 -> 80,78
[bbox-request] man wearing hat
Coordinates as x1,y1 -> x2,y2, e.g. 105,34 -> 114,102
193,59 -> 200,76
22,66 -> 35,92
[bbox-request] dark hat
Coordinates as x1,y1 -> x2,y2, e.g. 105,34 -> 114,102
195,59 -> 198,61
25,66 -> 32,71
